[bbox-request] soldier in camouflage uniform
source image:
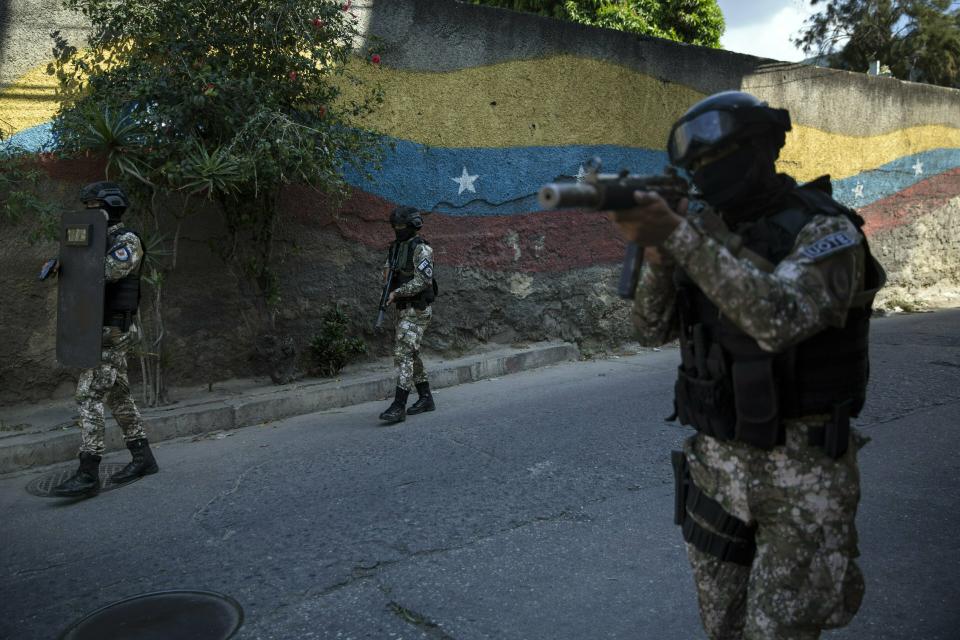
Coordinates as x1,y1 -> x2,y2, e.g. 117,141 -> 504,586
611,92 -> 884,639
52,182 -> 159,498
379,206 -> 437,424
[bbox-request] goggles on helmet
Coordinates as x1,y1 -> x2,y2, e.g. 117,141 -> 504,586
667,110 -> 739,168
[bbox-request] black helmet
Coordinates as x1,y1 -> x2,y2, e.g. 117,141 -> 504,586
667,91 -> 791,170
389,206 -> 422,230
80,181 -> 129,211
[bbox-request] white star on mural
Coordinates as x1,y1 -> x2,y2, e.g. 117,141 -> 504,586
575,165 -> 588,183
852,183 -> 865,199
451,166 -> 479,195
912,160 -> 924,176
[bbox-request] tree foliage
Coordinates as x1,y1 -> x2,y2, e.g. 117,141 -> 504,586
49,0 -> 386,382
470,0 -> 725,47
796,0 -> 960,87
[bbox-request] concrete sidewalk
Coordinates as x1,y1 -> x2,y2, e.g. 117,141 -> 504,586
0,341 -> 580,474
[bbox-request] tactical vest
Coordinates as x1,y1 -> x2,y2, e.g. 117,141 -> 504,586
104,227 -> 143,328
672,179 -> 886,450
389,236 -> 436,309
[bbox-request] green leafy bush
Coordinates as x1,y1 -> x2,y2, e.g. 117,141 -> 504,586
309,307 -> 367,377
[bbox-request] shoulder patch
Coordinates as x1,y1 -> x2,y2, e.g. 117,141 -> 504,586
416,257 -> 433,279
799,231 -> 858,261
110,246 -> 131,262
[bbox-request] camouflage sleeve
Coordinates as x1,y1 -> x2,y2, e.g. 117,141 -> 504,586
392,243 -> 433,297
662,214 -> 865,353
105,232 -> 143,282
631,261 -> 680,346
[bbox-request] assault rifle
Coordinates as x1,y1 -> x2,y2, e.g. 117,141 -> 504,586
538,162 -> 689,299
375,243 -> 398,330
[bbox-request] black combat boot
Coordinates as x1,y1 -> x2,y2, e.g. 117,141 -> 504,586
378,387 -> 409,424
407,381 -> 436,415
109,437 -> 159,484
52,452 -> 102,498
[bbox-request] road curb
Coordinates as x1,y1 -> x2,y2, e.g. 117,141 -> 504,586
0,342 -> 580,474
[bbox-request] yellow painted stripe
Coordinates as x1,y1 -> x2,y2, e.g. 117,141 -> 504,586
781,124 -> 960,182
340,55 -> 706,149
0,64 -> 59,136
4,54 -> 959,184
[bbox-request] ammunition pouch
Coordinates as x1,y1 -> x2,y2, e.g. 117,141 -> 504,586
674,366 -> 736,441
672,451 -> 756,566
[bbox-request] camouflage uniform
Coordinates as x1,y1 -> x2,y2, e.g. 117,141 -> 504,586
634,209 -> 869,640
390,242 -> 434,391
77,225 -> 146,456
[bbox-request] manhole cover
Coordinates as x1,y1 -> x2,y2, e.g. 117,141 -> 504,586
26,463 -> 142,497
59,590 -> 243,640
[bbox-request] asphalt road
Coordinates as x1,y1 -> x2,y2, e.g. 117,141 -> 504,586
1,309 -> 959,640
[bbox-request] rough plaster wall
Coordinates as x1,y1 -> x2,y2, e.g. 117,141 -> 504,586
872,198 -> 960,309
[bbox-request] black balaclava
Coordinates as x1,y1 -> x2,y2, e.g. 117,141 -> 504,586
394,227 -> 417,242
692,137 -> 794,226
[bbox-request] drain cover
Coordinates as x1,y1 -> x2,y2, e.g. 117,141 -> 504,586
59,590 -> 243,640
26,463 -> 141,497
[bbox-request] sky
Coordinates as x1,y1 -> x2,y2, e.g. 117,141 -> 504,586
717,0 -> 819,62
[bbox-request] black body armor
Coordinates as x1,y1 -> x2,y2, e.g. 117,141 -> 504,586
389,236 -> 436,310
103,227 -> 142,329
672,179 -> 886,453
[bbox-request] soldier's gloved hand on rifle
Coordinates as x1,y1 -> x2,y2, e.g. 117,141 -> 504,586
386,290 -> 397,306
608,191 -> 689,248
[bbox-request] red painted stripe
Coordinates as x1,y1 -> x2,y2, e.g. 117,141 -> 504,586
281,186 -> 627,273
858,167 -> 960,236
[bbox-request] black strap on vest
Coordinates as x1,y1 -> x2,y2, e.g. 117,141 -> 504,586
672,451 -> 756,566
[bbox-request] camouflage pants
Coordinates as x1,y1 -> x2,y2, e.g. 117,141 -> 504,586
682,417 -> 867,640
394,306 -> 432,391
76,327 -> 146,455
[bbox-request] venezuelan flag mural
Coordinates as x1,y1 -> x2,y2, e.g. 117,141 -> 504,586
2,8 -> 959,281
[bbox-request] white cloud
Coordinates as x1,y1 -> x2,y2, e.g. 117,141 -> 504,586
721,2 -> 817,62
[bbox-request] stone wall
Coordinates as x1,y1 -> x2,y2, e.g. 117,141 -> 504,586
1,0 -> 958,403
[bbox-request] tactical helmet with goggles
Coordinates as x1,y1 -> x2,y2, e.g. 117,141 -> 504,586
667,91 -> 791,170
389,206 -> 423,230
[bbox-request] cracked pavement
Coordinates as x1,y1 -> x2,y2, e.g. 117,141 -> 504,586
1,309 -> 959,639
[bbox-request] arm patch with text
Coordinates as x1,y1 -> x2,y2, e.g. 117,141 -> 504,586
799,231 -> 858,261
417,257 -> 433,279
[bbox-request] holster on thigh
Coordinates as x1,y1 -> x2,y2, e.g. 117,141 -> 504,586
672,450 -> 757,567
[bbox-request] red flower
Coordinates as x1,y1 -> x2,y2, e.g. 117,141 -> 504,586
370,54 -> 381,65
312,18 -> 323,28
318,106 -> 326,118
341,0 -> 351,10
289,71 -> 298,81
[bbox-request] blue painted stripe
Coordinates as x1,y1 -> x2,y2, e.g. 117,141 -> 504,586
345,138 -> 960,215
832,148 -> 959,208
1,122 -> 54,153
6,124 -> 958,215
342,139 -> 670,216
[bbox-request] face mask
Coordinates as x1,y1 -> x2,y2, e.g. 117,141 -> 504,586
394,227 -> 416,241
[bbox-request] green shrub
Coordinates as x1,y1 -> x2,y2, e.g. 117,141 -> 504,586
309,307 -> 367,377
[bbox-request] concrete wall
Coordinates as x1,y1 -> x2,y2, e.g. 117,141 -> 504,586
2,0 -> 959,403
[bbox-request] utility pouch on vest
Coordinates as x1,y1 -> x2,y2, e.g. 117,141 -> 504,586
674,367 -> 736,441
808,399 -> 851,459
732,358 -> 782,449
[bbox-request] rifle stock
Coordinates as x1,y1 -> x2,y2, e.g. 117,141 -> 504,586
538,165 -> 689,300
